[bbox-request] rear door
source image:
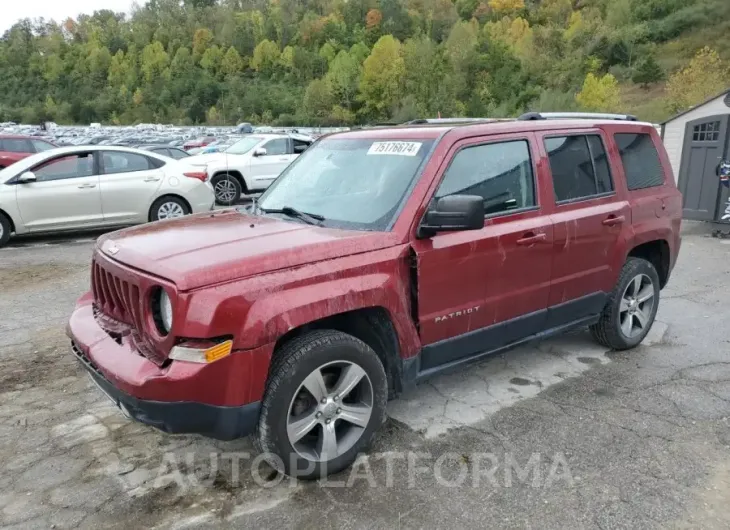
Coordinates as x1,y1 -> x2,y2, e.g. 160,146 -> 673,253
412,133 -> 554,371
15,151 -> 102,231
248,138 -> 293,190
537,130 -> 629,326
98,151 -> 165,224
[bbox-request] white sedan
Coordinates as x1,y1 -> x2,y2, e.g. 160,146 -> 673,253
187,133 -> 314,205
0,145 -> 214,247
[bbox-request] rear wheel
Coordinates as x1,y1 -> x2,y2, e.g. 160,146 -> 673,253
211,173 -> 243,206
0,212 -> 11,247
254,330 -> 388,479
149,196 -> 190,222
590,257 -> 660,350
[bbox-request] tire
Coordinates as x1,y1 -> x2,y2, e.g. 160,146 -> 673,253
0,212 -> 11,247
254,330 -> 388,479
211,173 -> 242,206
590,257 -> 660,350
149,196 -> 190,222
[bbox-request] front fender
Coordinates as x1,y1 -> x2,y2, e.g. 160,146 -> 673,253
179,246 -> 421,359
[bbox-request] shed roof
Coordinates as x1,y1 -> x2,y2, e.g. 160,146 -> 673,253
661,88 -> 730,125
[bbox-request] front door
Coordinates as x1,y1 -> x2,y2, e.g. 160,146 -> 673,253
98,151 -> 164,224
412,134 -> 554,372
15,152 -> 102,232
249,138 -> 293,190
677,115 -> 730,221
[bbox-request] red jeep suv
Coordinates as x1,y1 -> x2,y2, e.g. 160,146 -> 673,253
0,135 -> 56,168
68,113 -> 681,478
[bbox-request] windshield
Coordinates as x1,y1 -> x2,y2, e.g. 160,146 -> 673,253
225,136 -> 263,155
258,137 -> 434,231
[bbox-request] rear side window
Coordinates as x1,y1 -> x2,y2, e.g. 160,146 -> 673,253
545,135 -> 614,203
101,151 -> 153,174
614,133 -> 664,190
1,138 -> 32,153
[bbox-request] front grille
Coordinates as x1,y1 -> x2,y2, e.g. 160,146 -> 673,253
91,258 -> 167,367
92,260 -> 144,330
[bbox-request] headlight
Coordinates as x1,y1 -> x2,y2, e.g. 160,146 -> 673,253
153,288 -> 173,335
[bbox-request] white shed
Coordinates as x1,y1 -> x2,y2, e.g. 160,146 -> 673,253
661,88 -> 730,221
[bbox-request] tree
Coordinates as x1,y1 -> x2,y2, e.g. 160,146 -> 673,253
632,52 -> 664,87
325,50 -> 361,110
250,40 -> 281,74
304,78 -> 333,119
221,47 -> 244,77
192,28 -> 213,63
666,47 -> 729,113
359,35 -> 405,119
140,41 -> 169,83
488,0 -> 525,13
200,45 -> 224,77
575,73 -> 621,112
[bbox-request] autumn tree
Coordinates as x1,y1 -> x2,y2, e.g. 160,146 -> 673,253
250,40 -> 281,75
359,35 -> 405,119
666,47 -> 729,113
576,73 -> 621,112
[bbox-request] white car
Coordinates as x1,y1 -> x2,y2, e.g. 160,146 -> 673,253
0,145 -> 214,247
187,133 -> 313,205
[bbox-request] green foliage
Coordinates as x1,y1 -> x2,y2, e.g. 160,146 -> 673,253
0,0 -> 725,125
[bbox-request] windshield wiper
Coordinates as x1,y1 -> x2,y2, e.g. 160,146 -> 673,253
258,206 -> 325,225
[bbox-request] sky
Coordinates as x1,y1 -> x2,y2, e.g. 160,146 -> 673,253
2,0 -> 136,33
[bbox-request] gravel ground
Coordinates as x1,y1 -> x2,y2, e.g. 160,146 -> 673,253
1,221 -> 729,529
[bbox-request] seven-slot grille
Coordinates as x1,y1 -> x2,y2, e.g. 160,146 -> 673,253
91,260 -> 144,330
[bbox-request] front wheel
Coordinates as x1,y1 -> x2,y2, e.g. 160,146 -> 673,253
590,257 -> 660,350
211,173 -> 242,206
254,330 -> 388,479
149,196 -> 190,222
0,212 -> 11,247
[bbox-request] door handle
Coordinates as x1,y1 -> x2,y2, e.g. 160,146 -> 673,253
278,157 -> 289,162
77,183 -> 96,189
602,215 -> 626,226
143,177 -> 161,182
516,232 -> 547,246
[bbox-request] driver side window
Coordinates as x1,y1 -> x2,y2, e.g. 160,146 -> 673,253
435,139 -> 536,216
33,153 -> 95,182
262,138 -> 290,156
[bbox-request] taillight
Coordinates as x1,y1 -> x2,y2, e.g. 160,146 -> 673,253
183,171 -> 208,182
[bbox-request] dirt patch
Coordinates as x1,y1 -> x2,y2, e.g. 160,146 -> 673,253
0,328 -> 77,390
0,263 -> 82,294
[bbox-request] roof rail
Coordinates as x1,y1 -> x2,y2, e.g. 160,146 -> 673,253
518,112 -> 638,122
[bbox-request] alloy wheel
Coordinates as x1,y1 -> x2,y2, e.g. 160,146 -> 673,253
619,273 -> 655,338
157,202 -> 185,219
214,178 -> 237,203
287,361 -> 374,463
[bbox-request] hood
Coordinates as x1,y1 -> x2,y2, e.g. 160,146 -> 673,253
97,210 -> 399,291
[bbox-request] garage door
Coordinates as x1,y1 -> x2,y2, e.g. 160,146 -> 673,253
677,115 -> 729,221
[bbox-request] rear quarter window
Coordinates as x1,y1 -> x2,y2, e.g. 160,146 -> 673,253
614,133 -> 665,190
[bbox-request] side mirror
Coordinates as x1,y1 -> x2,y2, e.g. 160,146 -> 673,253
253,147 -> 267,157
17,171 -> 37,183
418,195 -> 485,238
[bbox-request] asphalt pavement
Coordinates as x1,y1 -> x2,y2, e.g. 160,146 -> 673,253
0,221 -> 729,529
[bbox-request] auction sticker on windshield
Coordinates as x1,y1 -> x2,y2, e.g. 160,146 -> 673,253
367,141 -> 422,156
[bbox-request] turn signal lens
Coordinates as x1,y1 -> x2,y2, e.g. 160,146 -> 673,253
169,340 -> 232,364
